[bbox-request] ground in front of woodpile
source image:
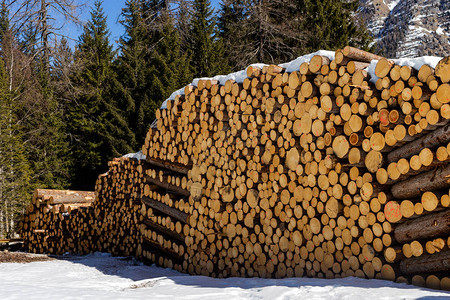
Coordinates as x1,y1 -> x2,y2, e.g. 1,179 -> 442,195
0,251 -> 55,263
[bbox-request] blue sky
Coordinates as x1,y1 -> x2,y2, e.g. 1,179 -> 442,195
69,0 -> 221,47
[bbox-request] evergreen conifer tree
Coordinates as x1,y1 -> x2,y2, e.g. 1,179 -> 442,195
69,0 -> 134,189
189,0 -> 229,77
0,1 -> 69,191
115,0 -> 151,147
218,0 -> 304,70
299,0 -> 372,52
117,0 -> 192,146
0,56 -> 31,238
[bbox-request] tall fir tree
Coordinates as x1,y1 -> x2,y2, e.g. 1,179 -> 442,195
0,49 -> 31,237
148,19 -> 192,113
299,0 -> 372,52
116,0 -> 192,146
0,1 -> 68,192
219,0 -> 372,69
69,0 -> 134,189
115,0 -> 151,148
189,0 -> 229,77
219,0 -> 304,70
0,57 -> 31,237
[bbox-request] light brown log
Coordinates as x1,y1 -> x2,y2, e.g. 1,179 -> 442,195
437,84 -> 450,104
435,56 -> 450,83
375,59 -> 394,78
343,46 -> 384,63
309,55 -> 330,74
365,150 -> 383,173
332,136 -> 349,158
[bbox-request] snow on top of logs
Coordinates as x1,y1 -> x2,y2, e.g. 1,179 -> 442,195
367,56 -> 443,84
160,49 -> 443,110
122,150 -> 146,161
160,50 -> 336,109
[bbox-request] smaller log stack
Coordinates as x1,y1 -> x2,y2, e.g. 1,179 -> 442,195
17,189 -> 95,255
93,156 -> 146,258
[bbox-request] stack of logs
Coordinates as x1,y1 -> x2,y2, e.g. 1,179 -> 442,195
19,47 -> 450,291
93,157 -> 145,257
18,189 -> 95,255
142,47 -> 450,289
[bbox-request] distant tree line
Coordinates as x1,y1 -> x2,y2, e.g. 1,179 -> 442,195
0,0 -> 371,237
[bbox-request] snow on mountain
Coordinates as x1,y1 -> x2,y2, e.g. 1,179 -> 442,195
359,0 -> 450,58
1,253 -> 450,300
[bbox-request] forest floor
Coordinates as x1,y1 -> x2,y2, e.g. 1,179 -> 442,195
0,250 -> 54,263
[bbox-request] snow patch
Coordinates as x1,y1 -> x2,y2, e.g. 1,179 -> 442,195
160,50 -> 335,109
1,253 -> 450,300
386,0 -> 401,11
367,55 -> 443,84
278,50 -> 335,72
122,150 -> 146,160
436,26 -> 445,35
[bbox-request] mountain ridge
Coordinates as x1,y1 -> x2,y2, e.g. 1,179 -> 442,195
358,0 -> 450,58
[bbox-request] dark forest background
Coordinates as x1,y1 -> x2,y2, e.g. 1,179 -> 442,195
0,0 -> 372,237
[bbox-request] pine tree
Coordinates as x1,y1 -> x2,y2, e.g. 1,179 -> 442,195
148,20 -> 192,110
69,0 -> 134,189
115,0 -> 150,148
175,0 -> 192,53
219,0 -> 304,70
0,55 -> 31,238
116,0 -> 192,146
299,0 -> 373,52
0,1 -> 69,192
189,0 -> 229,77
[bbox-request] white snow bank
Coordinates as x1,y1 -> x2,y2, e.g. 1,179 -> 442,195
386,0 -> 401,11
367,55 -> 443,84
278,50 -> 335,73
436,26 -> 445,35
122,150 -> 146,160
160,50 -> 335,109
1,253 -> 450,300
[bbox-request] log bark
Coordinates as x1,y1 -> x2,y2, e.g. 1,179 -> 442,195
141,196 -> 188,223
146,157 -> 190,175
146,177 -> 190,197
391,164 -> 450,199
141,218 -> 185,242
342,46 -> 384,63
394,209 -> 450,243
388,122 -> 450,163
400,250 -> 450,275
142,237 -> 184,262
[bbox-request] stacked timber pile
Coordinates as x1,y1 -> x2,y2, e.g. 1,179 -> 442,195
94,156 -> 145,257
18,189 -> 95,255
18,47 -> 450,291
18,156 -> 146,258
142,47 -> 450,289
138,158 -> 191,272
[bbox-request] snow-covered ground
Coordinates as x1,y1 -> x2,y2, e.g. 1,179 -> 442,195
1,253 -> 449,299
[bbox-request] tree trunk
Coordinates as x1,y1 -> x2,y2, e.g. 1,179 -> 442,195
394,209 -> 450,243
400,250 -> 450,274
391,164 -> 450,199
